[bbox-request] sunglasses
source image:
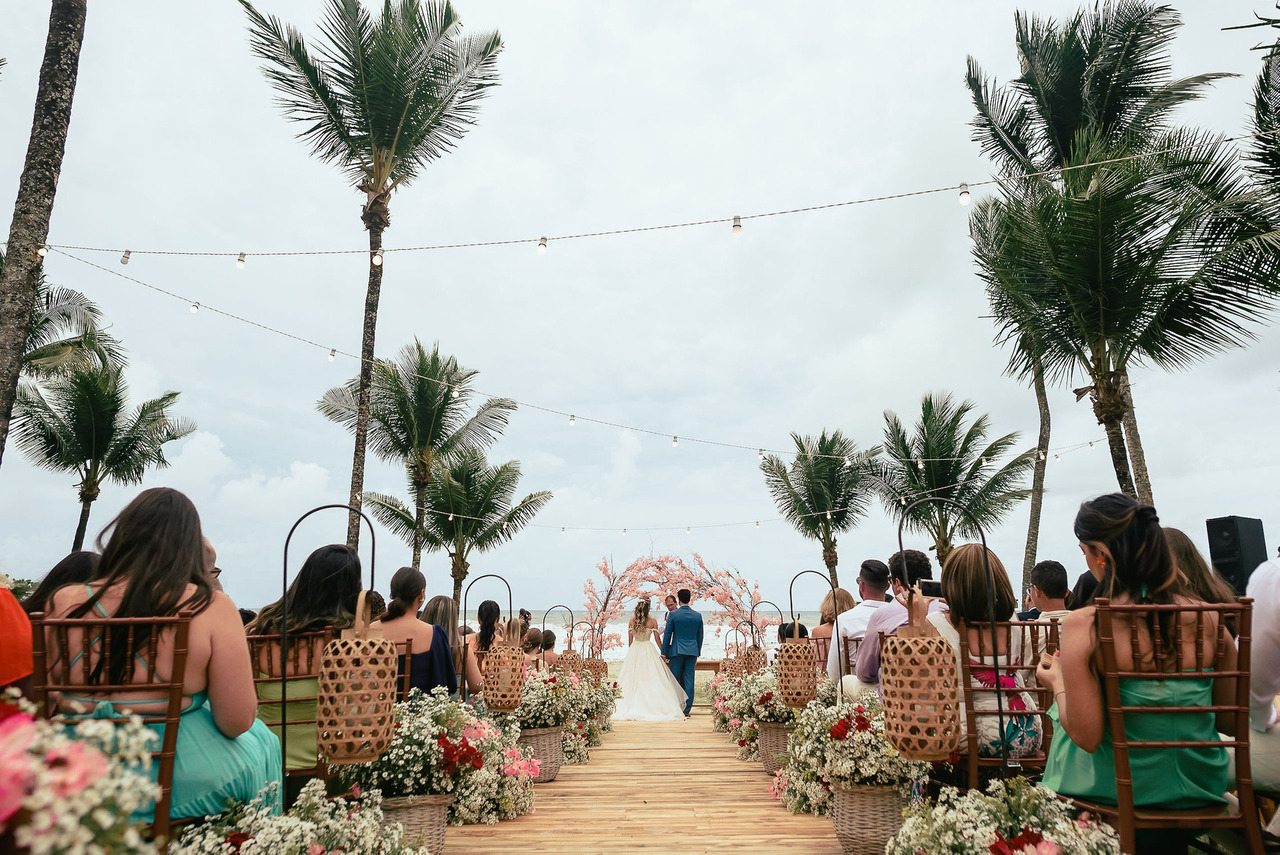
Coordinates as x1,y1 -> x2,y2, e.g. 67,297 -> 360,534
210,567 -> 222,579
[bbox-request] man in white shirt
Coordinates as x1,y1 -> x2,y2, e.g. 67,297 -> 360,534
655,593 -> 677,644
826,559 -> 891,681
1244,558 -> 1280,795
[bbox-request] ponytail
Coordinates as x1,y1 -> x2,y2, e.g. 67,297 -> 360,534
384,566 -> 426,621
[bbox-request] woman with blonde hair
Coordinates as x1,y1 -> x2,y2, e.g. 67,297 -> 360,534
421,594 -> 481,693
612,597 -> 687,721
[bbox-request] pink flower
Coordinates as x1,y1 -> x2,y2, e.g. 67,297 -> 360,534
307,843 -> 326,855
44,741 -> 108,798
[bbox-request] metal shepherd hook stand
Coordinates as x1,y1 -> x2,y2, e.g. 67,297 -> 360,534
789,569 -> 844,702
897,496 -> 1016,776
747,599 -> 785,673
461,574 -> 514,703
279,503 -> 377,771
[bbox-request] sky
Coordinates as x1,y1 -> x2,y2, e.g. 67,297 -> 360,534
1,1 -> 1277,617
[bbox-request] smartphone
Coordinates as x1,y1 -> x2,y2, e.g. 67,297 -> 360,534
918,580 -> 943,598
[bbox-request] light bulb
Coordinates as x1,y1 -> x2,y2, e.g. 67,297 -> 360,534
1053,454 -> 1061,461
671,436 -> 678,448
371,250 -> 383,266
37,245 -> 48,257
958,183 -> 971,206
327,349 -> 336,362
732,215 -> 742,236
1088,441 -> 1095,449
236,252 -> 246,270
448,512 -> 454,521
120,250 -> 131,265
916,459 -> 925,471
1038,451 -> 1047,461
622,528 -> 627,536
451,386 -> 459,399
755,521 -> 760,529
900,498 -> 908,507
537,236 -> 548,255
825,510 -> 832,521
568,414 -> 575,427
757,448 -> 764,460
189,302 -> 200,314
561,526 -> 566,534
686,526 -> 691,535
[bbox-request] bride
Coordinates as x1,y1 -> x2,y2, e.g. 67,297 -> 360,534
613,598 -> 688,721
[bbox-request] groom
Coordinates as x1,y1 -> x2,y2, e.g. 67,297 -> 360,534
661,588 -> 703,717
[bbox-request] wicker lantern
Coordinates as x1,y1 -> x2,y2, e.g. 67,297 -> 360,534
879,595 -> 960,761
776,636 -> 817,709
724,657 -> 742,680
582,656 -> 608,685
482,642 -> 525,712
743,645 -> 767,675
555,649 -> 584,679
316,591 -> 399,765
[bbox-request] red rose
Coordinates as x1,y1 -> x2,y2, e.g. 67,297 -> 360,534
227,832 -> 252,853
854,714 -> 871,732
737,739 -> 747,747
829,718 -> 851,741
760,692 -> 773,705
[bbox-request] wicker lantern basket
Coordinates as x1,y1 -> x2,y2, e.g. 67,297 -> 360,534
482,643 -> 526,713
315,591 -> 398,765
555,649 -> 584,679
381,793 -> 454,853
583,656 -> 608,685
743,646 -> 767,676
776,636 -> 816,709
757,721 -> 791,774
517,725 -> 564,783
830,783 -> 907,854
879,595 -> 959,761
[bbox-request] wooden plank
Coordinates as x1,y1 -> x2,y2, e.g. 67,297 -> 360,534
440,715 -> 841,854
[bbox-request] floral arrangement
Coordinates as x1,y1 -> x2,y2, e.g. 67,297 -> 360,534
513,672 -> 574,730
561,721 -> 590,764
174,779 -> 428,855
821,693 -> 929,793
447,714 -> 538,826
887,777 -> 1120,855
1,700 -> 160,855
710,672 -> 732,732
338,689 -> 483,799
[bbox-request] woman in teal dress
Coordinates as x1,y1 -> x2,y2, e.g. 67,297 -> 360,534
1037,494 -> 1235,826
44,488 -> 281,820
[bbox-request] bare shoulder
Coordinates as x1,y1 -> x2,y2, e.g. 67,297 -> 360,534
647,618 -> 658,629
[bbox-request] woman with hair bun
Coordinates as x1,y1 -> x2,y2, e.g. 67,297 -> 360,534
420,594 -> 481,694
373,567 -> 456,698
1038,493 -> 1235,817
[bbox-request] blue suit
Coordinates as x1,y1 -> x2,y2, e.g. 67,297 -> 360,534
661,604 -> 703,715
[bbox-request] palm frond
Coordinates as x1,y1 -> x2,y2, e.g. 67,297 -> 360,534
1250,51 -> 1280,187
363,490 -> 428,551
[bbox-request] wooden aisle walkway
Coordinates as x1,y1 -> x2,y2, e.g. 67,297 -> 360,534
441,716 -> 842,854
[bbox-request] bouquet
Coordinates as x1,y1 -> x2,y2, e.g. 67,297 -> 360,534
513,673 -> 573,730
1,700 -> 160,855
447,715 -> 538,825
744,669 -> 792,724
561,721 -> 590,764
888,777 -> 1120,855
174,779 -> 428,855
821,693 -> 929,793
337,689 -> 483,798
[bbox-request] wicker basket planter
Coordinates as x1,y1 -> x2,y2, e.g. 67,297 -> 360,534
381,793 -> 455,854
756,721 -> 791,774
830,783 -> 906,854
518,725 -> 564,783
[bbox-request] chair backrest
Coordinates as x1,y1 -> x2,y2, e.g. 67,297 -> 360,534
954,618 -> 1061,789
841,635 -> 862,677
246,629 -> 336,778
393,638 -> 414,701
30,610 -> 195,844
1092,597 -> 1260,854
810,636 -> 831,672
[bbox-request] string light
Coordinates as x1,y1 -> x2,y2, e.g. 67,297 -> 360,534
622,528 -> 626,536
1053,454 -> 1061,461
327,349 -> 335,362
371,250 -> 383,267
537,236 -> 548,255
1038,451 -> 1047,461
916,459 -> 925,471
561,526 -> 566,534
732,215 -> 742,236
825,510 -> 832,521
37,245 -> 49,257
568,414 -> 575,427
686,526 -> 691,534
448,512 -> 454,521
958,183 -> 971,205
1088,441 -> 1095,449
451,386 -> 460,399
120,250 -> 130,265
189,302 -> 199,314
755,521 -> 760,529
672,436 -> 678,447
235,252 -> 246,270
758,449 -> 764,460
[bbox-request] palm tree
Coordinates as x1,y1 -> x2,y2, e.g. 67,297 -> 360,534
365,447 -> 550,604
240,0 -> 502,547
0,0 -> 89,472
1249,50 -> 1280,191
12,361 -> 195,549
874,392 -> 1033,565
318,339 -> 515,569
967,2 -> 1280,504
760,430 -> 878,588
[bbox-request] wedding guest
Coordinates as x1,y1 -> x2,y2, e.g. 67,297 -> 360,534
237,608 -> 257,626
366,590 -> 388,622
467,599 -> 503,674
1164,527 -> 1236,608
927,543 -> 1042,758
778,621 -> 808,643
1068,569 -> 1099,609
656,594 -> 677,639
421,594 -> 481,694
540,629 -> 561,669
1237,554 -> 1280,799
518,607 -> 532,637
373,568 -> 456,699
22,550 -> 99,615
854,549 -> 943,684
1038,494 -> 1234,822
1017,560 -> 1071,622
42,487 -> 280,818
521,627 -> 544,666
827,560 -> 892,680
248,543 -> 361,774
810,587 -> 854,664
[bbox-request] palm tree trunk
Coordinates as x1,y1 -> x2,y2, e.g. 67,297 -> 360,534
1021,357 -> 1051,600
821,537 -> 839,588
72,498 -> 92,550
346,211 -> 387,547
450,552 -> 470,608
1117,367 -> 1153,506
0,0 -> 87,470
412,482 -> 425,571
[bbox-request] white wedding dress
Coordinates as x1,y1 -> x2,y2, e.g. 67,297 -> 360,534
612,624 -> 688,721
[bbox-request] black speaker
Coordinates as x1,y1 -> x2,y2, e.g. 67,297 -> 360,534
1205,516 -> 1268,595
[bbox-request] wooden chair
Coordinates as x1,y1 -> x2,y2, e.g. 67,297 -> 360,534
393,639 -> 415,701
811,635 -> 831,673
953,618 -> 1061,791
841,636 -> 862,677
1071,598 -> 1262,855
30,610 -> 197,848
246,629 -> 335,781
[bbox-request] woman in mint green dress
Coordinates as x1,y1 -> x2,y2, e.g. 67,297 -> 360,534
44,488 -> 281,820
1037,494 -> 1234,827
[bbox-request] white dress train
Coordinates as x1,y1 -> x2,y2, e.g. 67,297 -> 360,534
612,627 -> 688,721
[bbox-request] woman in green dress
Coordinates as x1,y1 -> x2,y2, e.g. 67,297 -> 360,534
1037,493 -> 1236,841
248,544 -> 361,774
